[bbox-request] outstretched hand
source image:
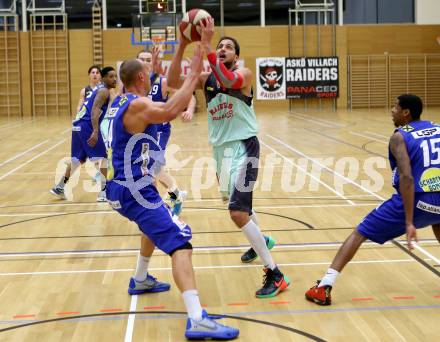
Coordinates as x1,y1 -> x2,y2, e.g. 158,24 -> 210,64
189,44 -> 203,76
151,45 -> 165,75
200,17 -> 214,47
406,223 -> 418,250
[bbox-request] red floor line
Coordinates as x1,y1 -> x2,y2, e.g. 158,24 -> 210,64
13,314 -> 35,319
393,296 -> 415,300
99,308 -> 123,313
227,302 -> 249,306
143,306 -> 165,310
352,298 -> 374,301
57,312 -> 80,316
433,295 -> 440,298
270,301 -> 291,305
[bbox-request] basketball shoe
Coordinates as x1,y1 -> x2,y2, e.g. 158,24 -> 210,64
97,190 -> 107,202
128,274 -> 171,295
185,310 -> 239,340
255,267 -> 290,298
241,236 -> 275,263
305,280 -> 332,305
50,186 -> 66,200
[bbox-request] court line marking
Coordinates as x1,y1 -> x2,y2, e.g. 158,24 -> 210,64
290,111 -> 346,128
260,140 -> 354,205
1,239 -> 437,258
0,140 -> 49,168
349,131 -> 388,145
266,134 -> 386,201
0,203 -> 381,217
0,195 -> 379,209
124,295 -> 137,342
413,242 -> 440,265
0,258 -> 433,277
2,305 -> 440,328
0,139 -> 67,182
365,131 -> 389,139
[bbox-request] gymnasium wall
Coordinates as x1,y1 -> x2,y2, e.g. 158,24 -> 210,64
415,0 -> 440,24
15,24 -> 440,117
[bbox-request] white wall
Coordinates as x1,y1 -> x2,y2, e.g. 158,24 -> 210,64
415,0 -> 440,24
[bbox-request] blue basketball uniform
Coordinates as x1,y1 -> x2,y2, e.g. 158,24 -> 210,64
103,93 -> 192,254
358,120 -> 440,244
71,84 -> 107,162
148,75 -> 171,166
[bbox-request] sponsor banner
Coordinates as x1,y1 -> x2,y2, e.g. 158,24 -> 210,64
285,57 -> 339,99
256,57 -> 286,100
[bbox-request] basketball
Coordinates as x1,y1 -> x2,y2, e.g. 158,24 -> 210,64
179,9 -> 212,42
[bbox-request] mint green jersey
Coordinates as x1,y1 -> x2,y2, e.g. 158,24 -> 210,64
204,73 -> 258,147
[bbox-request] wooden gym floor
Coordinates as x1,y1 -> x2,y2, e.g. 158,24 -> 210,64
0,107 -> 439,341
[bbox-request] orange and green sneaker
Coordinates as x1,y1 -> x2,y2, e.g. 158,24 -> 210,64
255,267 -> 290,298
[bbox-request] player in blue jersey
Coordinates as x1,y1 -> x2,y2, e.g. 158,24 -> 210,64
306,94 -> 440,305
167,18 -> 288,299
103,45 -> 239,339
50,67 -> 117,202
76,65 -> 101,113
141,47 -> 196,216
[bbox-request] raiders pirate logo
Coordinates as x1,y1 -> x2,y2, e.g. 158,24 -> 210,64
259,61 -> 283,91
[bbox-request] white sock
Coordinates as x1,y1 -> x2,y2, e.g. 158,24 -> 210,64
242,220 -> 276,270
319,268 -> 340,287
182,289 -> 203,321
250,210 -> 258,225
134,253 -> 150,281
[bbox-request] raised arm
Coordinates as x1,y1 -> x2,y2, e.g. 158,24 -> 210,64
389,132 -> 416,249
87,88 -> 110,147
200,18 -> 252,90
124,45 -> 203,133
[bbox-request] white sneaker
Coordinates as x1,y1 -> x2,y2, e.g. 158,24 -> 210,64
97,190 -> 107,202
50,187 -> 66,200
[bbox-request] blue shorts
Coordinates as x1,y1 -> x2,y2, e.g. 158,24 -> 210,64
71,121 -> 107,162
106,181 -> 192,255
358,192 -> 440,244
156,125 -> 171,166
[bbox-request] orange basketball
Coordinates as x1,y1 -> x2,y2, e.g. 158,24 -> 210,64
179,9 -> 212,42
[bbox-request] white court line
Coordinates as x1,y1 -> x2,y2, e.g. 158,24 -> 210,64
0,203 -> 380,217
0,139 -> 67,182
291,112 -> 345,128
260,139 -> 355,205
413,243 -> 440,265
289,114 -> 335,128
1,240 -> 437,258
0,194 -> 378,209
0,140 -> 49,168
60,127 -> 72,135
0,258 -> 428,277
124,295 -> 138,342
266,134 -> 386,201
365,131 -> 389,139
349,131 -> 388,145
0,120 -> 33,131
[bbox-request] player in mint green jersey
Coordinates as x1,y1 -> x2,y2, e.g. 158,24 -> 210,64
167,18 -> 290,298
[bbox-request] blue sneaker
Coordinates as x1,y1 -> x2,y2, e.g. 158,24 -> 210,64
128,274 -> 171,295
185,310 -> 239,340
171,190 -> 187,216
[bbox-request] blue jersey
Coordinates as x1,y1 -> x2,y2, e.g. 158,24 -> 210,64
104,93 -> 163,184
390,120 -> 440,193
148,76 -> 171,134
75,84 -> 108,125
